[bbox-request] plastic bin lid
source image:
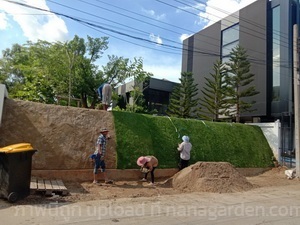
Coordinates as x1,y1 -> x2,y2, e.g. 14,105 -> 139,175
0,143 -> 35,153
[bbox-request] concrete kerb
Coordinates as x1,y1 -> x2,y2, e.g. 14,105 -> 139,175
31,168 -> 271,182
32,168 -> 178,182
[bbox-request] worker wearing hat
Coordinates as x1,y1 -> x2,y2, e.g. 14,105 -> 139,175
92,128 -> 113,184
137,155 -> 158,185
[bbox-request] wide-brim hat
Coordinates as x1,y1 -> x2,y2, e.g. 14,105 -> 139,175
137,156 -> 150,166
100,128 -> 109,133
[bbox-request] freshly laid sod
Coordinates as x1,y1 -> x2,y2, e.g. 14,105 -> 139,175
112,111 -> 274,169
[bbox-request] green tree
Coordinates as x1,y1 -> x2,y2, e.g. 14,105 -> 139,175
167,72 -> 199,118
199,60 -> 230,121
0,44 -> 25,94
103,56 -> 152,112
67,35 -> 109,108
0,36 -> 109,107
127,58 -> 152,113
102,55 -> 129,86
1,41 -> 57,103
64,35 -> 86,106
0,36 -> 152,109
226,45 -> 259,123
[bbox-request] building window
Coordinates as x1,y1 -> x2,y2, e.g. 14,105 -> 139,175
272,6 -> 280,101
221,23 -> 239,63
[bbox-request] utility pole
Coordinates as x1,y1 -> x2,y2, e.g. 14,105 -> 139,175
293,24 -> 300,177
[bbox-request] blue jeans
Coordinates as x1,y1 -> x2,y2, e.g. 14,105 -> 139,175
94,158 -> 106,173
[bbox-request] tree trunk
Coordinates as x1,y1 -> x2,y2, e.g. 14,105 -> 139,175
81,93 -> 88,108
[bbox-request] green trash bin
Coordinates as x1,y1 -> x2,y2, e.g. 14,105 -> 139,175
0,143 -> 37,203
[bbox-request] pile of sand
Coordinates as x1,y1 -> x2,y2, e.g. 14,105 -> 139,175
171,162 -> 254,193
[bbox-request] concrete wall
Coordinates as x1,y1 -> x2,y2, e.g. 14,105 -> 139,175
247,120 -> 281,160
0,99 -> 117,170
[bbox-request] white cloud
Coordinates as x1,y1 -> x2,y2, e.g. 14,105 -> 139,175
143,51 -> 182,82
180,34 -> 192,42
0,12 -> 9,30
106,45 -> 181,82
199,0 -> 258,27
176,2 -> 206,13
144,64 -> 181,83
0,0 -> 68,42
149,33 -> 163,45
142,8 -> 166,20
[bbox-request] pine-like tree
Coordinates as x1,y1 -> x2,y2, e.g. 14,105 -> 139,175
199,60 -> 230,121
226,45 -> 259,123
167,72 -> 199,118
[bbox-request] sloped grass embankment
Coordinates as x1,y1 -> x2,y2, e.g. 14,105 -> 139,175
112,111 -> 273,169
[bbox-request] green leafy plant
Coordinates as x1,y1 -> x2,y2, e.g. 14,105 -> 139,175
112,111 -> 274,169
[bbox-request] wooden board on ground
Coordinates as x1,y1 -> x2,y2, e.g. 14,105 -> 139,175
37,179 -> 45,190
30,177 -> 37,189
30,178 -> 69,196
50,180 -> 61,191
30,177 -> 37,194
56,180 -> 68,196
44,180 -> 53,196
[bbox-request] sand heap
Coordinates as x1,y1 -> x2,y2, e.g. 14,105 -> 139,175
171,162 -> 254,193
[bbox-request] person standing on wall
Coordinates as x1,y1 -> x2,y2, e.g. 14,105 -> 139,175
137,156 -> 158,186
91,128 -> 113,184
97,83 -> 112,111
177,135 -> 192,170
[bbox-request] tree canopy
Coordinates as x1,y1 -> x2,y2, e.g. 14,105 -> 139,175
0,35 -> 152,109
199,60 -> 230,121
167,72 -> 199,118
226,45 -> 259,122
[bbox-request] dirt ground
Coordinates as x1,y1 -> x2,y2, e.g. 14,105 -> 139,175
15,165 -> 299,205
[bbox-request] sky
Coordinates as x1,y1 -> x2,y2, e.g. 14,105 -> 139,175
0,0 -> 258,83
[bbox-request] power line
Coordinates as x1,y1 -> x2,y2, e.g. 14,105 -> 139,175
48,0 -> 182,48
82,0 -> 267,57
47,0 -> 225,57
186,0 -> 288,39
54,0 -> 223,55
3,0 -> 220,57
154,0 -> 294,70
155,0 -> 290,50
90,0 -> 293,68
2,0 -> 293,70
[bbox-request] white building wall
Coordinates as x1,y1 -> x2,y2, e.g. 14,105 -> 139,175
247,120 -> 281,160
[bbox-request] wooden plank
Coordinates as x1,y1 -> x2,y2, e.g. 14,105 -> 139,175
29,178 -> 68,196
56,179 -> 68,195
30,177 -> 37,190
30,177 -> 37,194
50,180 -> 61,191
44,180 -> 53,196
56,179 -> 67,190
37,179 -> 45,191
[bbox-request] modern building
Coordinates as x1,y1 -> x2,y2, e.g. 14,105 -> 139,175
115,77 -> 178,114
182,0 -> 300,163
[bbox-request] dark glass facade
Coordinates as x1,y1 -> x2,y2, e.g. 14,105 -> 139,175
270,0 -> 296,117
272,6 -> 280,102
221,24 -> 239,64
182,0 -> 299,121
181,0 -> 300,164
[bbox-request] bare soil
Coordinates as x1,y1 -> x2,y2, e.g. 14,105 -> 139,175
171,162 -> 254,193
15,165 -> 298,205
